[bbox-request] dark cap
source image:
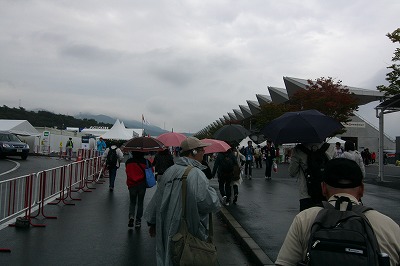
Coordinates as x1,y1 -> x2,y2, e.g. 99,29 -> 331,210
322,158 -> 363,188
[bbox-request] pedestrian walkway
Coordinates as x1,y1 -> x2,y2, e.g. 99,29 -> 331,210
0,165 -> 255,266
1,161 -> 399,265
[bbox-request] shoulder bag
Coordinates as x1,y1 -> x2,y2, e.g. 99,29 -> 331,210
137,160 -> 156,188
170,166 -> 218,266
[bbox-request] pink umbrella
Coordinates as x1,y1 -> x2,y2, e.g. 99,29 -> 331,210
156,132 -> 187,147
201,139 -> 231,154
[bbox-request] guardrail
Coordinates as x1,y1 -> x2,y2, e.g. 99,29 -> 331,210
0,154 -> 103,252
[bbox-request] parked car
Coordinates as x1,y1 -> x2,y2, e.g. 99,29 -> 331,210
0,132 -> 29,160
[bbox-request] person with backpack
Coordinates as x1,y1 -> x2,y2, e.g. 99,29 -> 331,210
289,142 -> 330,211
212,149 -> 237,206
102,142 -> 124,191
125,151 -> 153,228
276,158 -> 400,266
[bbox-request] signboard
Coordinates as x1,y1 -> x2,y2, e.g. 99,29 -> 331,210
342,122 -> 366,128
41,131 -> 50,154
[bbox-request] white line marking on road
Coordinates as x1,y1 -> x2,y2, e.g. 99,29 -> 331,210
0,159 -> 20,176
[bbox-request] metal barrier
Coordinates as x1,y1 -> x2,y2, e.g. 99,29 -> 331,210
0,156 -> 103,251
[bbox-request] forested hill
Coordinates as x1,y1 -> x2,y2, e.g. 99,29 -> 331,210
0,105 -> 113,129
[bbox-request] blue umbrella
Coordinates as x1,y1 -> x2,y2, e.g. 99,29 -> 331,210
261,109 -> 343,144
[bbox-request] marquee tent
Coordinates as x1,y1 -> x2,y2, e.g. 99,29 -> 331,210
0,119 -> 40,136
101,119 -> 136,140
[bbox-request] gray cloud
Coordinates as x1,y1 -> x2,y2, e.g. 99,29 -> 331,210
0,0 -> 399,137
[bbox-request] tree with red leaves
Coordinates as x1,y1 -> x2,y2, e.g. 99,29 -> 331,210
290,77 -> 359,123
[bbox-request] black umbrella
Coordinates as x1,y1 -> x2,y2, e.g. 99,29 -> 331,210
213,124 -> 251,143
261,109 -> 343,144
122,136 -> 166,152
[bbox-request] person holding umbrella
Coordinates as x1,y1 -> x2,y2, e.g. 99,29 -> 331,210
289,142 -> 330,211
125,151 -> 153,228
212,149 -> 237,206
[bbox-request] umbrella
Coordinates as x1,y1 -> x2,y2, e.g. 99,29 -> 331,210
156,132 -> 187,147
261,109 -> 343,144
201,139 -> 231,154
213,124 -> 251,143
122,136 -> 166,152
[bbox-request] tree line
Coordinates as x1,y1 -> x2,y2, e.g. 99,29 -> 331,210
0,105 -> 113,129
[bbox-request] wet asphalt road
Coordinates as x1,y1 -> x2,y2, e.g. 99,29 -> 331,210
1,155 -> 399,264
213,162 -> 400,261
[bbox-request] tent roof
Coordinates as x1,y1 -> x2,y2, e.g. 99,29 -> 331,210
0,119 -> 40,136
326,136 -> 345,144
100,119 -> 133,140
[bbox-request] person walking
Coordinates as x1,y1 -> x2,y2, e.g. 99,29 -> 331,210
125,151 -> 152,228
65,137 -> 74,160
232,147 -> 245,204
340,140 -> 365,177
262,140 -> 276,180
332,141 -> 344,158
152,149 -> 174,181
102,142 -> 124,191
212,149 -> 237,206
243,140 -> 254,179
254,145 -> 262,168
289,142 -> 330,211
143,137 -> 220,266
276,158 -> 400,266
97,137 -> 107,155
59,141 -> 63,159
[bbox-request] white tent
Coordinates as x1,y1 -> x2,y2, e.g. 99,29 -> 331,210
0,119 -> 40,136
239,136 -> 253,148
326,136 -> 345,144
100,119 -> 132,140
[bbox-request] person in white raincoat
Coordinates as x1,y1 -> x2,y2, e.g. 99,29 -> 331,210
144,137 -> 221,266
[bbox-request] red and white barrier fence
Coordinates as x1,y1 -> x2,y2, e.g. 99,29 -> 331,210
0,155 -> 103,252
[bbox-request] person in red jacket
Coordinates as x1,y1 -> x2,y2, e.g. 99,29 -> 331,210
125,151 -> 153,228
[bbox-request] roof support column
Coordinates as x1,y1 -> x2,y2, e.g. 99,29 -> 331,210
377,109 -> 385,182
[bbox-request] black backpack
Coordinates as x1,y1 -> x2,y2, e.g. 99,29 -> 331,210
301,196 -> 384,266
297,143 -> 330,203
106,147 -> 118,168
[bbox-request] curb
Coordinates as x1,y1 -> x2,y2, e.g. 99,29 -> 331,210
217,207 -> 275,266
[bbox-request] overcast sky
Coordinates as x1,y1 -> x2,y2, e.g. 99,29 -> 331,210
0,1 -> 399,138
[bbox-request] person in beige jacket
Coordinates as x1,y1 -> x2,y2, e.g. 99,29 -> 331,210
276,158 -> 400,266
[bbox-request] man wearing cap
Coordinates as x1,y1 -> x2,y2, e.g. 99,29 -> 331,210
276,158 -> 400,266
144,137 -> 221,266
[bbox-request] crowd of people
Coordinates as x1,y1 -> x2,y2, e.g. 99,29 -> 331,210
95,136 -> 398,266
